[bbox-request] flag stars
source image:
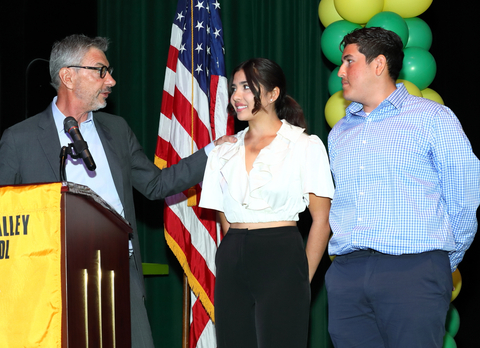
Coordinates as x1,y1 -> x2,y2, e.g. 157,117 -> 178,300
212,0 -> 221,10
196,21 -> 204,31
195,43 -> 203,54
213,28 -> 222,38
195,1 -> 205,10
195,64 -> 203,74
179,44 -> 187,54
176,11 -> 185,22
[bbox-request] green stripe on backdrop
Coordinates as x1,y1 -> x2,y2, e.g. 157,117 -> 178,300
98,0 -> 333,347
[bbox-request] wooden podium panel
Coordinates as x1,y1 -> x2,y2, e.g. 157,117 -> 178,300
61,184 -> 132,348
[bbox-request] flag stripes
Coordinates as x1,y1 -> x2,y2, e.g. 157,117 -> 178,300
155,0 -> 232,346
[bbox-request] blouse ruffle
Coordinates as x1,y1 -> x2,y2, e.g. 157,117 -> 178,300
199,120 -> 334,223
220,122 -> 304,211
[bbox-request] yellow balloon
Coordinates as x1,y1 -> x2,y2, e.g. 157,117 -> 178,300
421,88 -> 444,105
325,90 -> 351,128
396,79 -> 422,97
451,268 -> 462,302
383,0 -> 433,18
318,0 -> 343,28
334,0 -> 383,24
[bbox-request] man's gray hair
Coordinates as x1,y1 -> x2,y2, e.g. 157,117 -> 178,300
49,34 -> 109,91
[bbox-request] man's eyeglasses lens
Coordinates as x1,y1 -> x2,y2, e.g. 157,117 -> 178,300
99,66 -> 114,78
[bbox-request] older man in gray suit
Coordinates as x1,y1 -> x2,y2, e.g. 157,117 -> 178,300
0,34 -> 233,348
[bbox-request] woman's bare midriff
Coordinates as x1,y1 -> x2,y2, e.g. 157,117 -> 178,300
229,221 -> 296,230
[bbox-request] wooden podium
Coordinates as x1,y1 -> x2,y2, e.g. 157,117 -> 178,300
61,183 -> 132,347
0,182 -> 132,347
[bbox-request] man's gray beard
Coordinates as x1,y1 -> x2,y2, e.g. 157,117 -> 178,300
92,101 -> 107,112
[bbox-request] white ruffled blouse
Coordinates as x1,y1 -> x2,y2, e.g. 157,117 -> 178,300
199,120 -> 334,223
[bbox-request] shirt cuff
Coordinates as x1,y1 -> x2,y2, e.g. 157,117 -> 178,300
204,142 -> 215,156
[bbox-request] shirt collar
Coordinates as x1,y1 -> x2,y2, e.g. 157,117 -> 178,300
345,83 -> 409,120
239,119 -> 305,144
51,96 -> 94,135
277,119 -> 305,143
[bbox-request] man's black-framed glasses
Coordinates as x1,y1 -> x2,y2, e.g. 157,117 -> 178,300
67,65 -> 114,78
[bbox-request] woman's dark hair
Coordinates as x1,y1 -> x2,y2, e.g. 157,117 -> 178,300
340,27 -> 404,82
227,58 -> 307,129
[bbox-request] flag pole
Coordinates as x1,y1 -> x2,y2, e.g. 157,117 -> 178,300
182,274 -> 191,348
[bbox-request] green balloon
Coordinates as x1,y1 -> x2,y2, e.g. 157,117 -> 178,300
328,67 -> 342,95
405,17 -> 433,50
366,11 -> 409,47
445,304 -> 460,337
399,47 -> 436,90
321,20 -> 362,66
443,332 -> 457,348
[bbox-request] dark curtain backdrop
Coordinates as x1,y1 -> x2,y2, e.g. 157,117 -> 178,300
96,1 -> 333,347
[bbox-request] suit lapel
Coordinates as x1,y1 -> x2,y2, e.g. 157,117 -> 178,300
37,107 -> 62,182
93,114 -> 126,209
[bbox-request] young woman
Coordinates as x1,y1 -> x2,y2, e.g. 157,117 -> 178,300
200,58 -> 334,348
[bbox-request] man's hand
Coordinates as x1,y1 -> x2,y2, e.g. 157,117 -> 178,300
214,135 -> 237,146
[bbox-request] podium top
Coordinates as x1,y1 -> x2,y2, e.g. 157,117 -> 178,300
61,181 -> 131,227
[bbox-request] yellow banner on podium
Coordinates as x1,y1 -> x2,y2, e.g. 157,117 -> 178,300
0,183 -> 63,347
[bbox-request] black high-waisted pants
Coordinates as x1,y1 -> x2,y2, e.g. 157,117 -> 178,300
214,226 -> 310,348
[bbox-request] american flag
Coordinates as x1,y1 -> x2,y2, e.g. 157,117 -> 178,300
154,0 -> 232,347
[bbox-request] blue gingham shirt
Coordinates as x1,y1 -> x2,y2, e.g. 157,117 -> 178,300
328,84 -> 480,271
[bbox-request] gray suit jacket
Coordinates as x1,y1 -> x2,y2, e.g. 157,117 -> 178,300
0,104 -> 208,290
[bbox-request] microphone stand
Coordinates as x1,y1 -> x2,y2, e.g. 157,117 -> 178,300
59,143 -> 81,182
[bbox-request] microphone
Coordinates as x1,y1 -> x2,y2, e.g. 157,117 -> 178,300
63,116 -> 96,171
